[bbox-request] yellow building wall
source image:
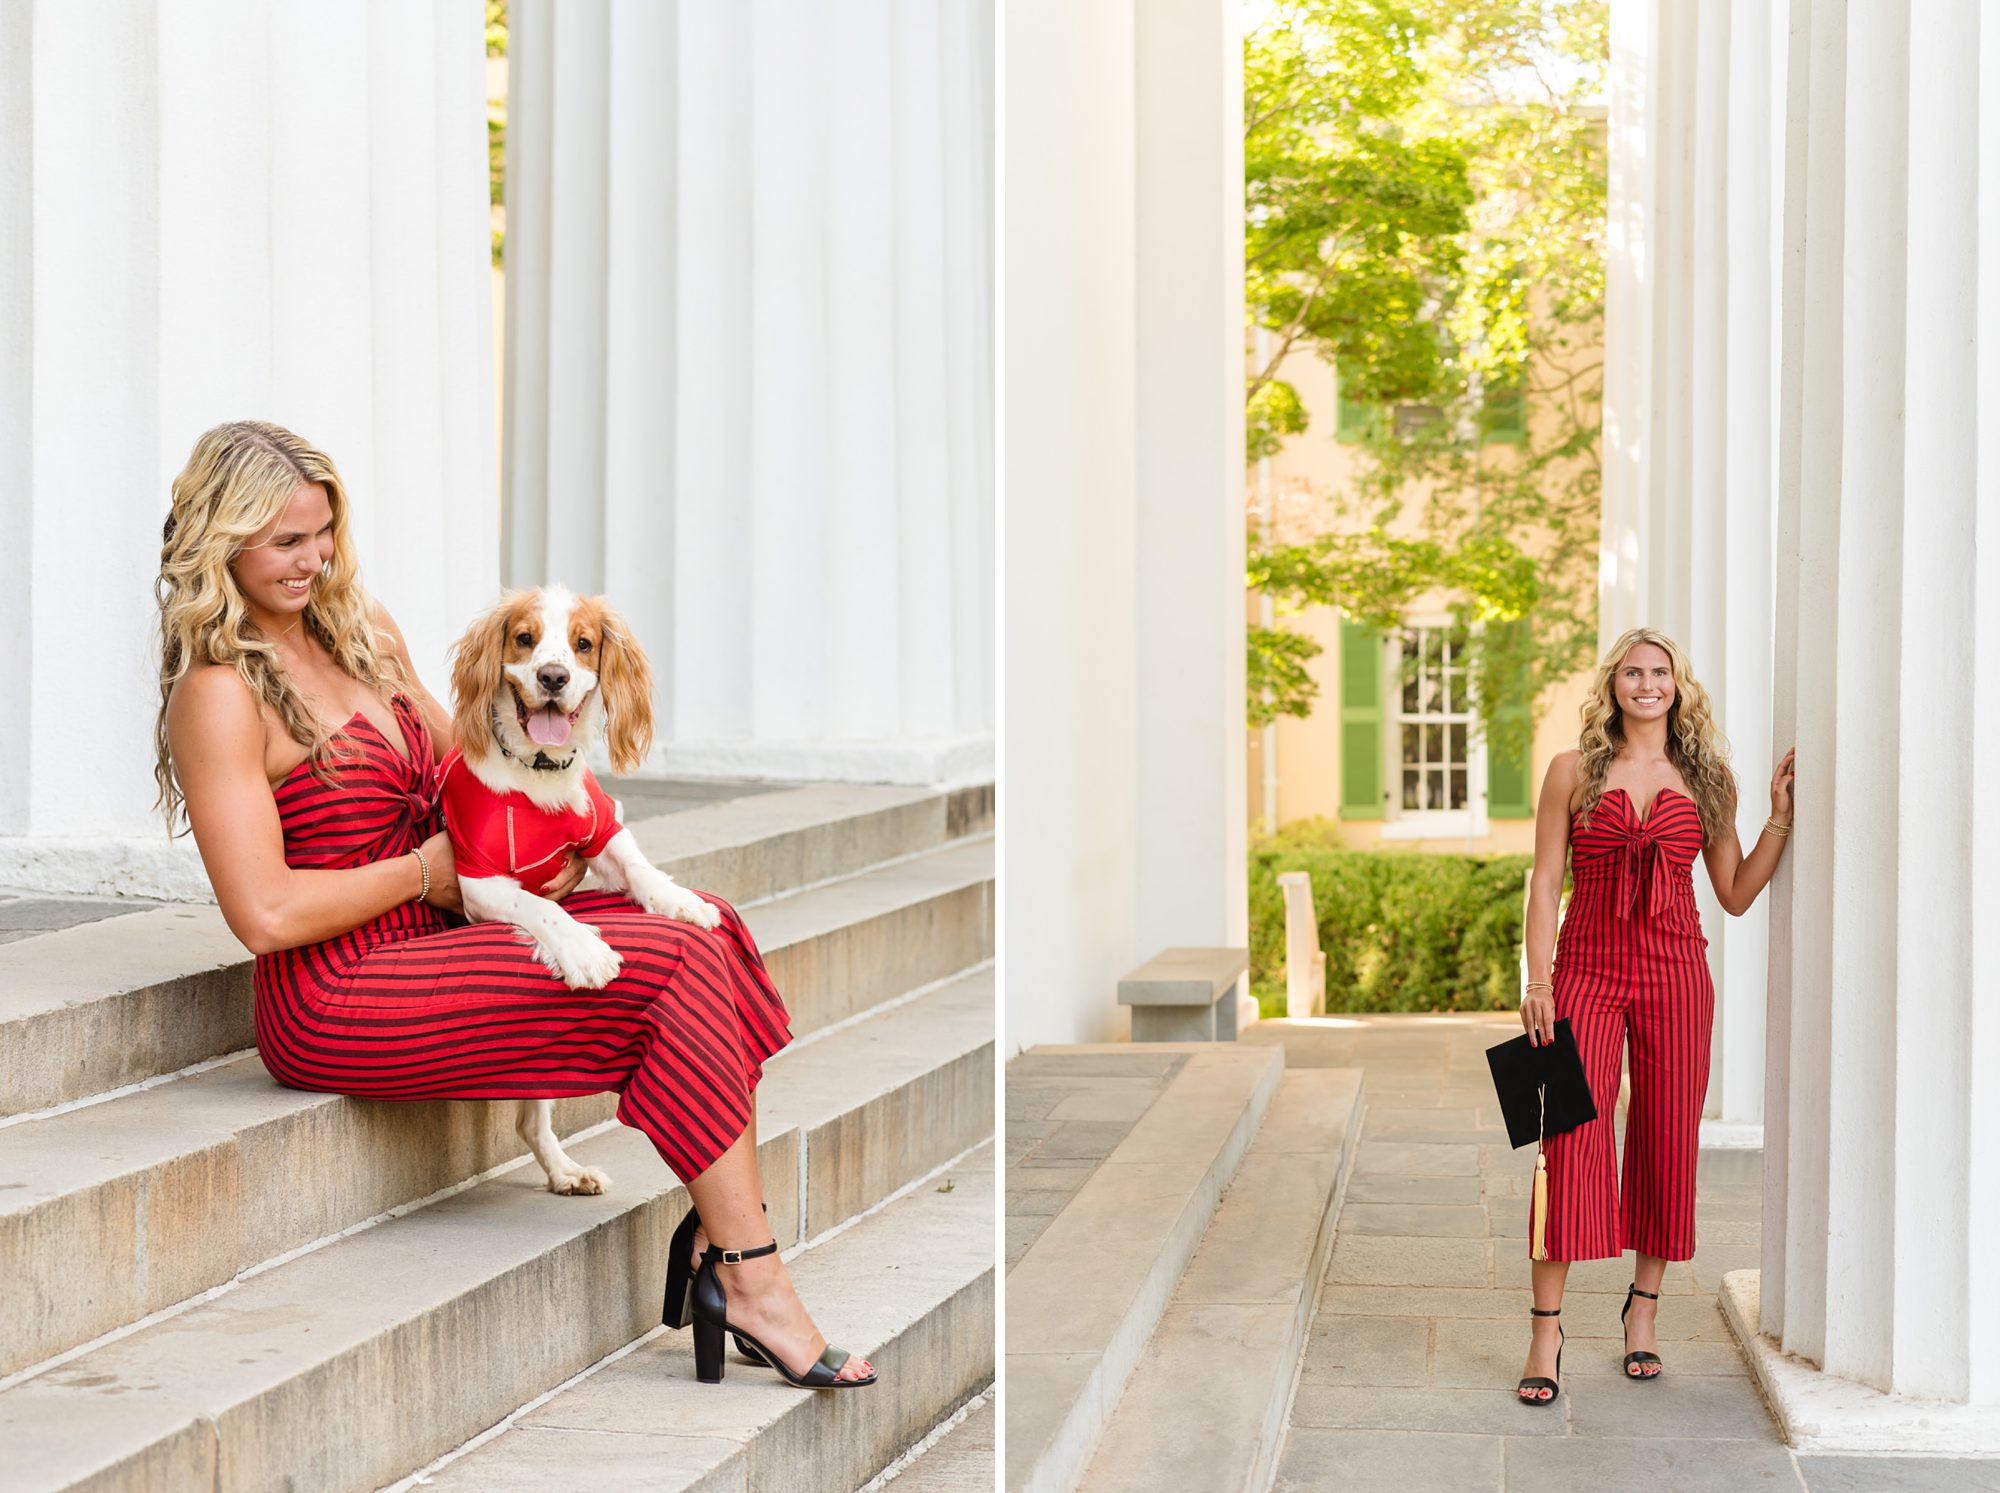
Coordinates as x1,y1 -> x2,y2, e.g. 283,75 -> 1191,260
1247,337 -> 1600,854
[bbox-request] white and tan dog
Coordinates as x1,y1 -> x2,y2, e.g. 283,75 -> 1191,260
444,586 -> 718,1195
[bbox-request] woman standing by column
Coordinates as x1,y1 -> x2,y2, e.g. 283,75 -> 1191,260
1513,628 -> 1794,1405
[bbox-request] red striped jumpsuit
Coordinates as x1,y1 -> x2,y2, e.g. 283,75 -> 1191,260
1537,785 -> 1713,1261
251,693 -> 792,1182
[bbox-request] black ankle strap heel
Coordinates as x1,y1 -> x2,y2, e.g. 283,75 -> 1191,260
689,1241 -> 877,1390
1622,1284 -> 1663,1381
1518,1307 -> 1563,1406
661,1204 -> 769,1365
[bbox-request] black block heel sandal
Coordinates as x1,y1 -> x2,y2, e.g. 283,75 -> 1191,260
1622,1284 -> 1663,1380
689,1241 -> 877,1389
661,1205 -> 767,1364
1517,1306 -> 1562,1406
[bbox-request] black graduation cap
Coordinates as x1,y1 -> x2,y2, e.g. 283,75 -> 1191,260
1485,1019 -> 1597,1150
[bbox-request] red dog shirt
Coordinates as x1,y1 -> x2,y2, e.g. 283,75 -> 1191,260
439,747 -> 623,897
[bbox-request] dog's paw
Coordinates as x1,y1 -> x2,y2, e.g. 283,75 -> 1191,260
636,876 -> 722,930
675,896 -> 722,931
547,1164 -> 612,1196
542,925 -> 623,989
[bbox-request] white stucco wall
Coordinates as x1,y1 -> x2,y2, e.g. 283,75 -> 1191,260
1003,0 -> 1246,1050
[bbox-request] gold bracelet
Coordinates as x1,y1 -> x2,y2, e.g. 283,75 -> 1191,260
1524,981 -> 1553,993
410,846 -> 430,903
1764,818 -> 1793,837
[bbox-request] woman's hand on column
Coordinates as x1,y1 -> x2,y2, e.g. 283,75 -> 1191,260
1521,989 -> 1556,1047
1770,747 -> 1795,824
417,831 -> 464,914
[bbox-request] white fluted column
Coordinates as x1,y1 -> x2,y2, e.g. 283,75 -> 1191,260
1894,0 -> 1979,1403
503,0 -> 995,786
0,0 -> 494,896
1714,0 -> 1776,1131
1614,0 -> 2000,1444
1603,0 -> 1773,1132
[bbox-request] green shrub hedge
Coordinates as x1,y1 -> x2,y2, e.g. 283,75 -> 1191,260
1250,820 -> 1532,1015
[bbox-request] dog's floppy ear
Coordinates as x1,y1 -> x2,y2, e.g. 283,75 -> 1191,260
449,592 -> 520,760
593,600 -> 655,775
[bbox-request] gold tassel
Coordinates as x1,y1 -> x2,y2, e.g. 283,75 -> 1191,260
1531,1149 -> 1549,1261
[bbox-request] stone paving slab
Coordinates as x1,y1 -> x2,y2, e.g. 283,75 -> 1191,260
1003,1052 -> 1182,1269
1259,1013 -> 2000,1489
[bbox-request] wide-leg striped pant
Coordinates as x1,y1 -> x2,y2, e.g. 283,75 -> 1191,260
253,890 -> 792,1182
1537,958 -> 1714,1262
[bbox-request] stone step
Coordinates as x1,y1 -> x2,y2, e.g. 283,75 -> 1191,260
412,1146 -> 995,1493
0,960 -> 992,1416
0,782 -> 983,1119
753,835 -> 993,1039
0,824 -> 990,1377
874,1394 -> 996,1492
1004,1043 -> 1284,1493
1077,1067 -> 1366,1493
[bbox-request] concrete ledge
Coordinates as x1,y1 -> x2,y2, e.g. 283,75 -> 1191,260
1004,1043 -> 1284,1493
1077,1068 -> 1366,1493
1720,1270 -> 2000,1455
419,1145 -> 995,1493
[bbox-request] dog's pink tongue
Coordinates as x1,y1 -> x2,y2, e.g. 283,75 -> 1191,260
525,705 -> 573,747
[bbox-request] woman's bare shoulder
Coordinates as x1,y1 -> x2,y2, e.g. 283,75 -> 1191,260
167,666 -> 263,747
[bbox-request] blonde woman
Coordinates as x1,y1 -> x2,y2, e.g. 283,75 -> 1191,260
156,420 -> 873,1389
1512,628 -> 1793,1405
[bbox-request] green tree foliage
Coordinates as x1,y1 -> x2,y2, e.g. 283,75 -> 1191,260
1246,0 -> 1607,742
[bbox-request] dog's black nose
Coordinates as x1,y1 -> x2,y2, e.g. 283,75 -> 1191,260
537,664 -> 570,696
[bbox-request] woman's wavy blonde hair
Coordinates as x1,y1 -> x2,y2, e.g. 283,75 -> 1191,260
154,420 -> 400,832
1575,627 -> 1735,844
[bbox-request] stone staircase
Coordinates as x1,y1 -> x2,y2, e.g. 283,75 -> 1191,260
0,782 -> 995,1492
1005,1034 -> 1364,1493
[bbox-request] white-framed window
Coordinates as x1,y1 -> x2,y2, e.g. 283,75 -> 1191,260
1380,614 -> 1490,841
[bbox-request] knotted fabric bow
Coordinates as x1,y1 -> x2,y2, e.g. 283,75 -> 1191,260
1615,833 -> 1669,922
398,763 -> 443,835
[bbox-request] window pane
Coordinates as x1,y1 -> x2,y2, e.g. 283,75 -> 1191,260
1425,723 -> 1443,762
1437,671 -> 1451,714
1401,723 -> 1420,767
1450,723 -> 1467,764
1450,767 -> 1467,808
1402,670 -> 1419,713
1403,770 -> 1421,810
1428,768 -> 1446,810
1418,673 -> 1437,712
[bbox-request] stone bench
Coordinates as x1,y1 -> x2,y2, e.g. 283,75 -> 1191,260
1118,946 -> 1251,1042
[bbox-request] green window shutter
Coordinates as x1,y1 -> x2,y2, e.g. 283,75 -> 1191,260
1485,621 -> 1535,818
1336,392 -> 1376,444
1339,620 -> 1385,819
1334,364 -> 1381,445
1480,382 -> 1527,445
